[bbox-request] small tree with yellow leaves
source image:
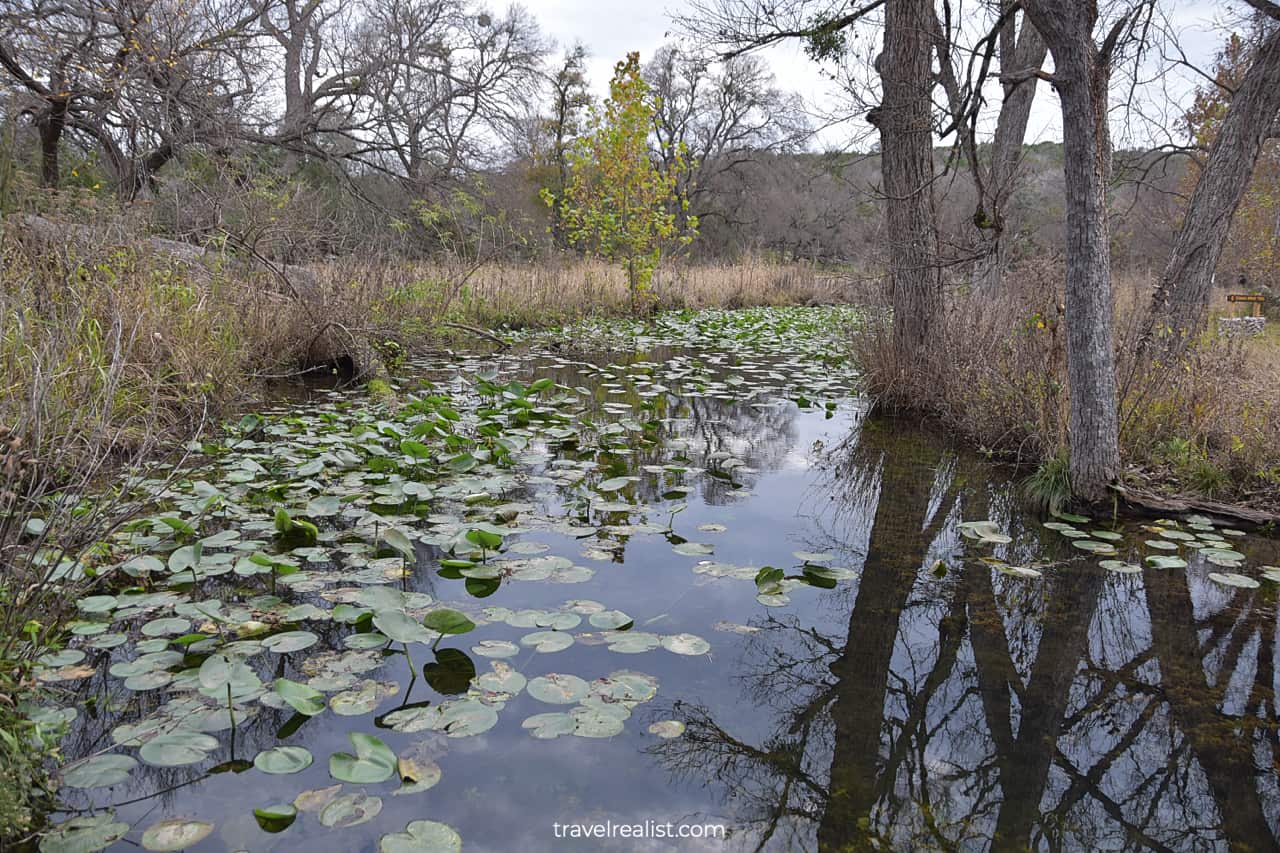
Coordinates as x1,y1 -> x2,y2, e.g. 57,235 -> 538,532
546,52 -> 696,313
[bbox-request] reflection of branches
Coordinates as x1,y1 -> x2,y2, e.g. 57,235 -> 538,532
647,415 -> 1280,851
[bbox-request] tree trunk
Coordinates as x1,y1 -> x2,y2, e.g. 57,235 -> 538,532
972,8 -> 1048,291
1021,1 -> 1121,502
37,100 -> 67,189
871,0 -> 941,363
1149,26 -> 1280,341
977,14 -> 1048,290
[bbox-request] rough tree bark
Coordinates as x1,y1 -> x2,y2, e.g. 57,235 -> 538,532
869,0 -> 941,364
1149,14 -> 1280,341
1019,0 -> 1122,502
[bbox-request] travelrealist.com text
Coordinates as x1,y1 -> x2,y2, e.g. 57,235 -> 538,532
552,820 -> 728,840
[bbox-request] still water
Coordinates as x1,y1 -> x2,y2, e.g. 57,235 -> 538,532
37,309 -> 1280,852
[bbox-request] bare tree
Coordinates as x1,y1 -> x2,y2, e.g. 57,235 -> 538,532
361,0 -> 547,195
644,45 -> 809,232
1149,4 -> 1280,341
0,0 -> 263,197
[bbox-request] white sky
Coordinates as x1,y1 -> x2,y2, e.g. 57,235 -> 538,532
532,0 -> 1238,151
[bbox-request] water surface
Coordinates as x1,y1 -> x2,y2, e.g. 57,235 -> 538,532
37,309 -> 1280,852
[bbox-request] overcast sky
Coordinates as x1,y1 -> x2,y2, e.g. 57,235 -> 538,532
534,0 -> 1237,151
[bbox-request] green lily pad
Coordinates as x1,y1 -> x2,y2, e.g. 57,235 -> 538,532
527,673 -> 589,704
471,640 -> 520,659
422,608 -> 476,636
39,813 -> 129,853
1208,572 -> 1260,589
273,678 -> 326,715
330,732 -> 397,783
139,731 -> 219,767
588,610 -> 633,629
253,803 -> 298,833
520,630 -> 574,653
1072,540 -> 1117,555
261,630 -> 318,653
254,745 -> 314,775
379,820 -> 463,853
61,754 -> 138,789
522,712 -> 577,739
661,633 -> 710,655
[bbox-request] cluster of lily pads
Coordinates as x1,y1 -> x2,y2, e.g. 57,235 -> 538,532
27,306 -> 865,852
958,511 -> 1275,586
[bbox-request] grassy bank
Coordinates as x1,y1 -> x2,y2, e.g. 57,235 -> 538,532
852,268 -> 1280,514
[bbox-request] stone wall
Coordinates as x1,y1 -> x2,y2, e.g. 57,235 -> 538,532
1217,316 -> 1268,338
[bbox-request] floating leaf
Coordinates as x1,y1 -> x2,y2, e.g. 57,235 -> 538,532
330,732 -> 397,783
527,673 -> 589,704
331,680 -> 399,716
379,820 -> 463,853
589,610 -> 633,629
254,746 -> 314,775
661,633 -> 710,656
1072,540 -> 1116,555
262,631 -> 318,653
648,720 -> 686,738
40,813 -> 129,853
520,630 -> 574,653
1099,560 -> 1142,574
471,640 -> 519,659
1208,572 -> 1260,589
395,744 -> 443,796
273,678 -> 326,715
319,792 -> 384,828
422,608 -> 476,636
139,731 -> 219,767
140,819 -> 214,852
522,712 -> 576,740
61,754 -> 137,789
253,803 -> 298,833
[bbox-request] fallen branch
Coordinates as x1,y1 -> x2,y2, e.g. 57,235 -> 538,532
1111,484 -> 1279,528
440,322 -> 510,350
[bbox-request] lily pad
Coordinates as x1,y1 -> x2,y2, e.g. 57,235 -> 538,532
254,745 -> 314,775
379,820 -> 463,853
140,819 -> 214,852
39,813 -> 129,853
648,720 -> 686,738
139,731 -> 219,767
319,792 -> 384,828
61,754 -> 138,789
527,673 -> 589,704
1208,572 -> 1260,589
273,678 -> 326,715
520,630 -> 574,653
330,732 -> 398,783
660,633 -> 710,656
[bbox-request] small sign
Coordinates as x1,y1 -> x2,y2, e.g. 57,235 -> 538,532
1228,293 -> 1265,303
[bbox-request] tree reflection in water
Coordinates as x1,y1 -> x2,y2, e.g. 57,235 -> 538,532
648,415 -> 1280,852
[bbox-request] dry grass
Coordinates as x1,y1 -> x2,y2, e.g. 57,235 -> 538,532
852,264 -> 1280,509
1,219 -> 845,460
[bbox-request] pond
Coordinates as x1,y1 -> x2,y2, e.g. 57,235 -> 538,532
29,307 -> 1280,852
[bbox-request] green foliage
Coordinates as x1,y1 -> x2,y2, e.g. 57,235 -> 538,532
545,52 -> 697,312
1023,451 -> 1073,512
